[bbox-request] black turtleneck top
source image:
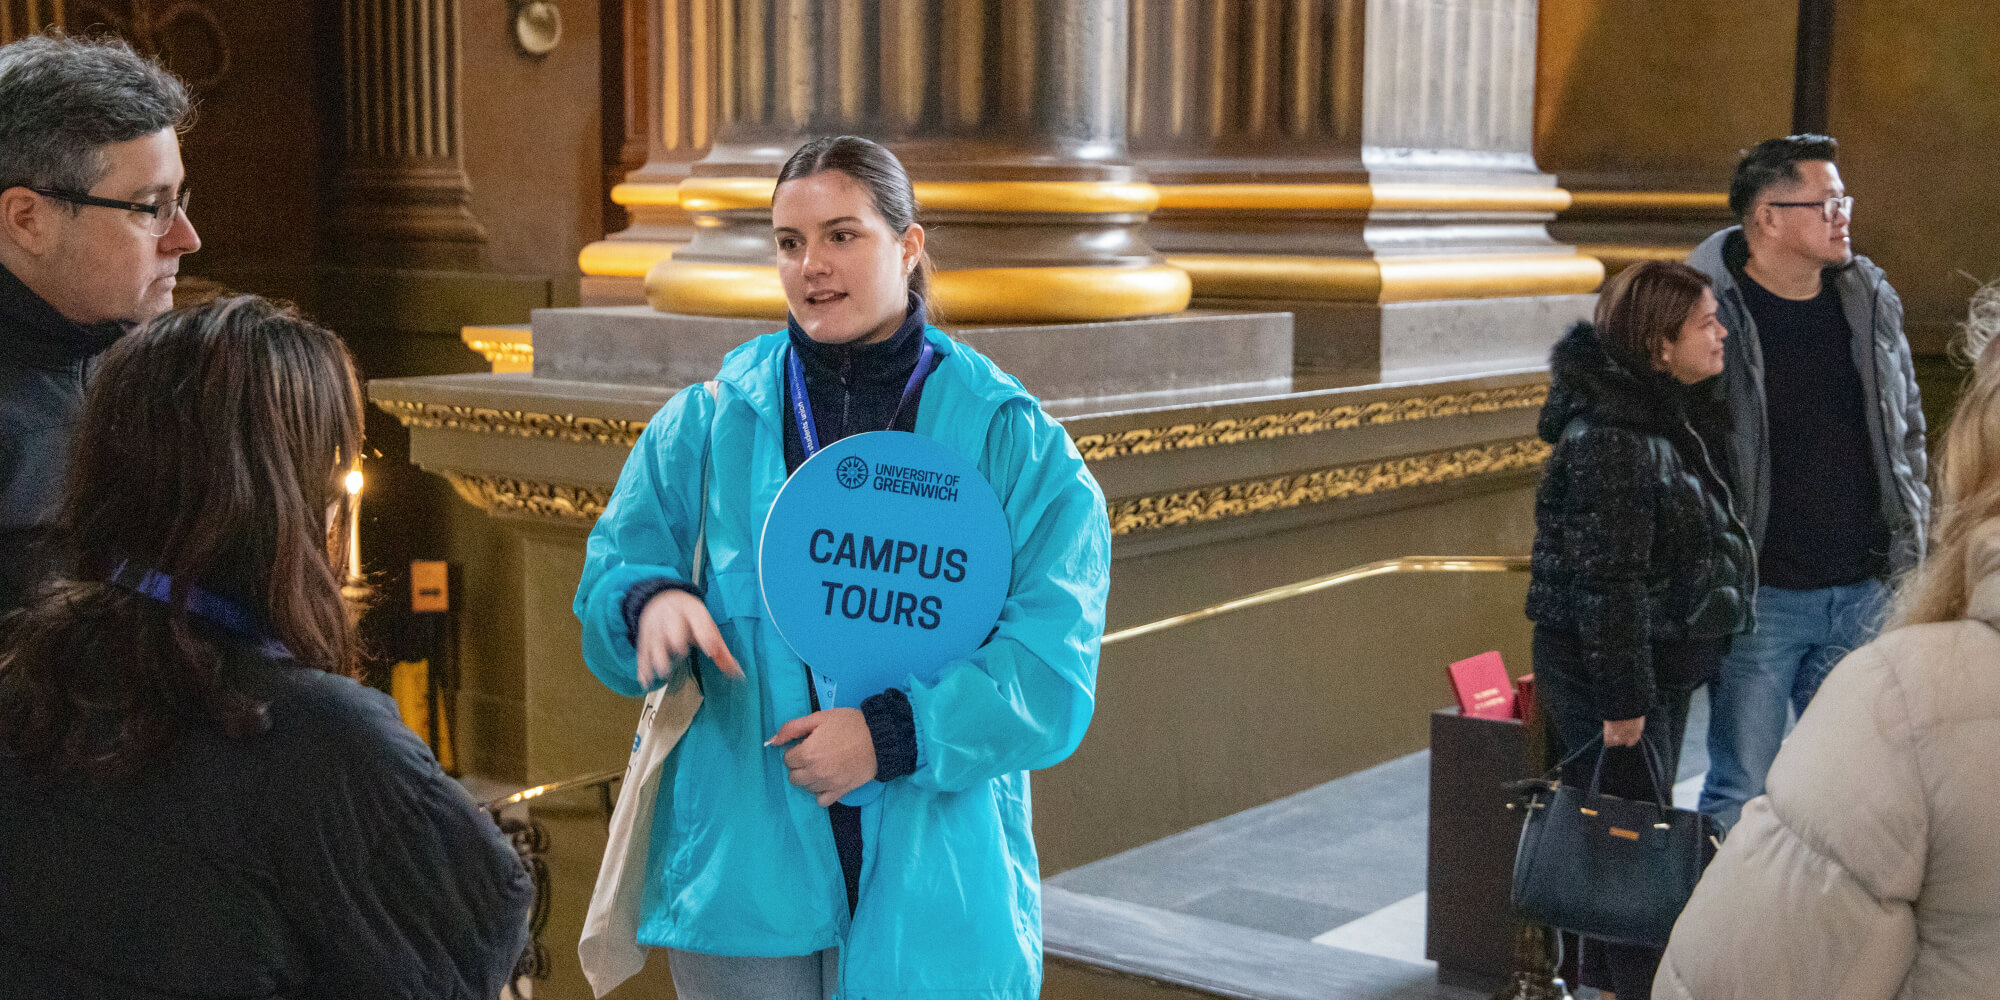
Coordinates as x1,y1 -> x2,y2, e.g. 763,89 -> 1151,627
0,261 -> 127,614
778,295 -> 939,469
622,296 -> 939,914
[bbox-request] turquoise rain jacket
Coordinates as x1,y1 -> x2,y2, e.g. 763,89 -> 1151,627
575,327 -> 1110,999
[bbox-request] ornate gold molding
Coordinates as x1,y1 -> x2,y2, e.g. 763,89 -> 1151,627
446,473 -> 611,523
459,324 -> 533,373
1072,383 -> 1548,461
378,399 -> 645,447
1107,437 -> 1550,535
428,437 -> 1546,529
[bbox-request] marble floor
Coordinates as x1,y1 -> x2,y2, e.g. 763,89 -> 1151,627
1046,690 -> 1713,1000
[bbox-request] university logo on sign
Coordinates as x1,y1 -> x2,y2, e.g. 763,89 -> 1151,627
760,431 -> 1011,804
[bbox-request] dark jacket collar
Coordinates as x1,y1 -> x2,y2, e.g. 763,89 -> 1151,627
1540,321 -> 1715,443
0,261 -> 126,370
1694,225 -> 1882,303
784,294 -> 931,387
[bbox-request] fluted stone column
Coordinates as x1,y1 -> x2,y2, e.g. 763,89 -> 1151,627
1132,0 -> 1600,384
579,0 -> 717,304
331,0 -> 486,268
646,0 -> 1190,324
0,1 -> 62,44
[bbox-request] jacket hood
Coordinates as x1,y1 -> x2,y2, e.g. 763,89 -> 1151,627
1540,321 -> 1693,442
1691,224 -> 1886,300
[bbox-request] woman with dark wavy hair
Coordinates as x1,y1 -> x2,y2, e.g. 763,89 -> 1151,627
0,295 -> 532,999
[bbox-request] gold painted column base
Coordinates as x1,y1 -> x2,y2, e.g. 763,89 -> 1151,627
1168,252 -> 1605,304
645,260 -> 1194,323
578,240 -> 679,278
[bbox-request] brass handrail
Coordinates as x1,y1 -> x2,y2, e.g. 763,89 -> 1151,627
484,768 -> 626,811
1101,555 -> 1530,647
489,556 -> 1527,808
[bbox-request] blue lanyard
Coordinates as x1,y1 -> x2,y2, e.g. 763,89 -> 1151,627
785,339 -> 937,459
107,560 -> 294,660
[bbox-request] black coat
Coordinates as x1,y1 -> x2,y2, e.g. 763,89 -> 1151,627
0,262 -> 123,615
0,655 -> 534,999
1525,322 -> 1755,721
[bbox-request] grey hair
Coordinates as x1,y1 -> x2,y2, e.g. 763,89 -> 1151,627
0,33 -> 191,198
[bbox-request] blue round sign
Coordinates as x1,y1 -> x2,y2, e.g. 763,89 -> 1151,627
759,431 -> 1012,803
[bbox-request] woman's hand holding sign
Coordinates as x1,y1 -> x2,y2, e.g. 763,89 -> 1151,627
637,589 -> 743,688
768,709 -> 878,806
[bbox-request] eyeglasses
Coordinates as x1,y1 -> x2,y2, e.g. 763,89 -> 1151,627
1766,195 -> 1853,223
29,186 -> 190,237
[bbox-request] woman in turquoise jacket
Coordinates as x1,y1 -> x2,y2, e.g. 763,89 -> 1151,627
575,135 -> 1111,999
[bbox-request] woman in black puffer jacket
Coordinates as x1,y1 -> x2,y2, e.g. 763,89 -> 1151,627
1523,260 -> 1754,1000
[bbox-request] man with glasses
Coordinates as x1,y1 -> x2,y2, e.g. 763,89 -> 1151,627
0,33 -> 199,614
1689,134 -> 1927,831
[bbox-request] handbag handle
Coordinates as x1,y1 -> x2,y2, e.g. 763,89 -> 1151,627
1543,728 -> 1675,815
1585,733 -> 1674,816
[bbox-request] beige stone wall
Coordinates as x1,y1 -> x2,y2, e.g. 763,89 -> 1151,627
1829,0 -> 2000,354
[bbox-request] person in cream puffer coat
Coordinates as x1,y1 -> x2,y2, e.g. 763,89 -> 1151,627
1655,286 -> 2000,1000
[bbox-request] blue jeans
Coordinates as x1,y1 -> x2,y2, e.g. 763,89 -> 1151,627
1699,579 -> 1889,829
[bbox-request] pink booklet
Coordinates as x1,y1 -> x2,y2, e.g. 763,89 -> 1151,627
1448,651 -> 1514,719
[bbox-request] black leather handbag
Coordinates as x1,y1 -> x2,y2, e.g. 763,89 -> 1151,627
1508,737 -> 1715,948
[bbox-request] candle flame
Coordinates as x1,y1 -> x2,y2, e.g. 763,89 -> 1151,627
345,469 -> 364,496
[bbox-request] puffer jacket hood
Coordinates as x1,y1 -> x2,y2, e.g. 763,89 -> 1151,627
1526,322 -> 1754,719
1540,321 -> 1689,443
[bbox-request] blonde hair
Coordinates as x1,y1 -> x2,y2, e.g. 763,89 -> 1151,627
1889,281 -> 2000,627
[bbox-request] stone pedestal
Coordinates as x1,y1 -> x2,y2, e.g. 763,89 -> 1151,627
531,307 -> 1291,411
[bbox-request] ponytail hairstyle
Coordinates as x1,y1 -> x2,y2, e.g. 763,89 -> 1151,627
775,135 -> 937,320
0,295 -> 365,781
1890,281 -> 2000,627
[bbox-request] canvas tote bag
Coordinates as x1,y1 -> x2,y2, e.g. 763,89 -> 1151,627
580,382 -> 716,997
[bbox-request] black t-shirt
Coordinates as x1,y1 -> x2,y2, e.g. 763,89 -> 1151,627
1740,272 -> 1888,589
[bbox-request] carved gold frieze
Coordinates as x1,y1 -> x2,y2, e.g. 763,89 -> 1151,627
462,339 -> 535,373
445,473 -> 611,523
1106,437 -> 1550,535
1072,382 -> 1548,461
379,399 -> 645,447
428,437 -> 1545,530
